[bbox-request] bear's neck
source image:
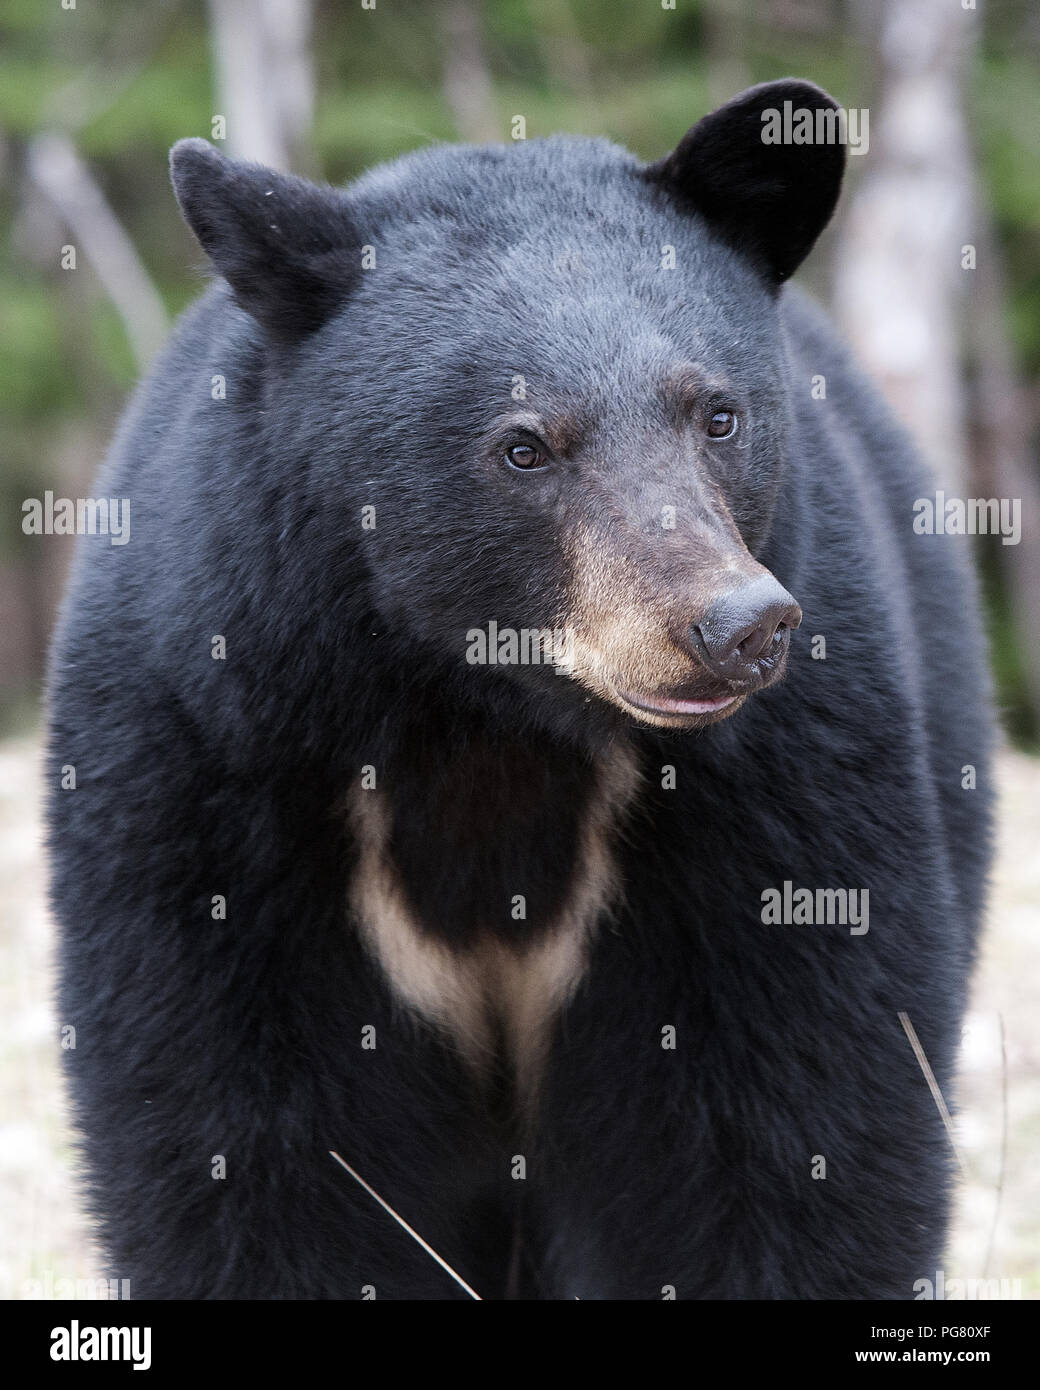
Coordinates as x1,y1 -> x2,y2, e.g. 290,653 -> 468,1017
347,716 -> 640,1103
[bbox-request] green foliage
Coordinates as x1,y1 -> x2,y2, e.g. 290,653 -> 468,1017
0,278 -> 68,421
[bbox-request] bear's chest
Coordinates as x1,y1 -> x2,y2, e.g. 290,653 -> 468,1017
347,741 -> 639,1106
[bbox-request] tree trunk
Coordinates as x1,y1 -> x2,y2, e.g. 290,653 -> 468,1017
207,0 -> 315,171
833,0 -> 978,495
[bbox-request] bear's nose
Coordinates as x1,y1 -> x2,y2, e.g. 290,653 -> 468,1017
690,576 -> 802,680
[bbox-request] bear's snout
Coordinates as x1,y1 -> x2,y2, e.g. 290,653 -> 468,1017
687,575 -> 802,684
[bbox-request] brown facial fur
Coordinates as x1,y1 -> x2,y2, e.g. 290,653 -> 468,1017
557,507 -> 772,727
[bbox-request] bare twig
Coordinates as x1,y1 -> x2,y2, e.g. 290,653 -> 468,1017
26,133 -> 168,373
329,1150 -> 483,1300
898,1011 -> 969,1179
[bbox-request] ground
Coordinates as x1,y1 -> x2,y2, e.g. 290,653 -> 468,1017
1,732 -> 1036,1300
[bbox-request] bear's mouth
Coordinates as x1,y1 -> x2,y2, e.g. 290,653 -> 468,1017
611,645 -> 791,726
612,685 -> 746,726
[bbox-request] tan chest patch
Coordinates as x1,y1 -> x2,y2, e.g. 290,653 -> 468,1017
348,744 -> 639,1107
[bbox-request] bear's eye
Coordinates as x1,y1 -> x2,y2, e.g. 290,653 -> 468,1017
506,443 -> 548,471
706,409 -> 738,439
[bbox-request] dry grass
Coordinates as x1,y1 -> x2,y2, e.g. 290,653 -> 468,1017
1,733 -> 1036,1299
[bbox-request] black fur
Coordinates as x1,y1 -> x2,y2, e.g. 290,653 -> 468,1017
170,137 -> 362,341
47,80 -> 994,1299
645,79 -> 845,283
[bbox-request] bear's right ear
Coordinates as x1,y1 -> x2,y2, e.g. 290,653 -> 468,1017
170,139 -> 361,343
645,79 -> 845,285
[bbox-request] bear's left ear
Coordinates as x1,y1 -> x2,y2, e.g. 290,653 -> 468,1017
645,79 -> 845,286
170,139 -> 362,343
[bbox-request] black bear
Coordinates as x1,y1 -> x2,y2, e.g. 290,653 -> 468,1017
47,79 -> 993,1299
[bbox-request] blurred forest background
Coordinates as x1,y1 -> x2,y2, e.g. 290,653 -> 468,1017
0,0 -> 1038,740
1,0 -> 1038,1298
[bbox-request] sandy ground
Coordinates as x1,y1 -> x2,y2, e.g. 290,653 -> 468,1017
1,733 -> 1036,1300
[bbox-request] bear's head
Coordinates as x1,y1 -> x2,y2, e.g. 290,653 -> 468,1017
170,80 -> 844,736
